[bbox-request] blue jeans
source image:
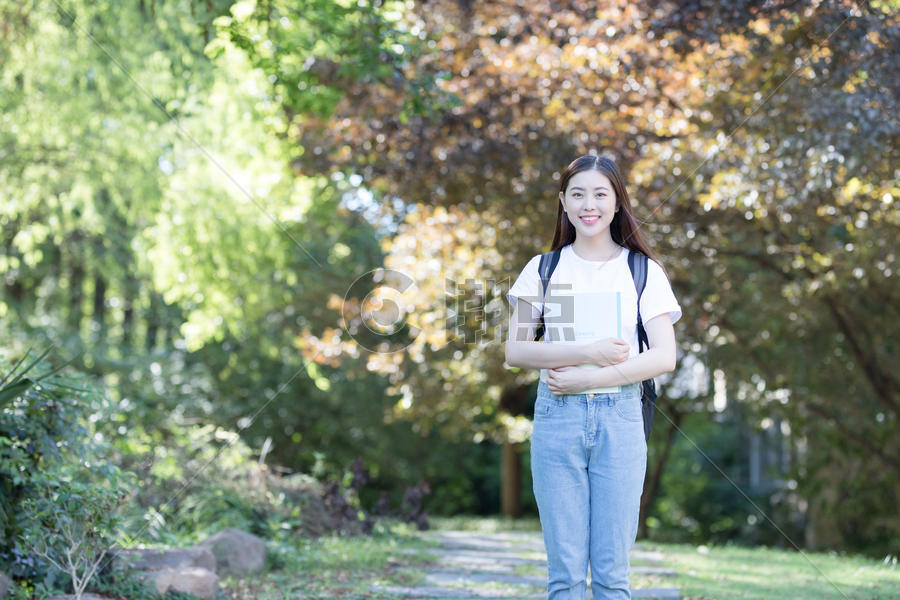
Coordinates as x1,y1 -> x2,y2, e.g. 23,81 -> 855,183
531,379 -> 647,600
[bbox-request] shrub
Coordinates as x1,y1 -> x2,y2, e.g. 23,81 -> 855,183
0,349 -> 102,570
0,348 -> 132,597
21,464 -> 130,600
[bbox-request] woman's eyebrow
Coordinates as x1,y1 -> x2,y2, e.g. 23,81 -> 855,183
570,186 -> 609,191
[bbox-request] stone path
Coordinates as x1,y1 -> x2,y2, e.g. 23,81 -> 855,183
370,530 -> 681,599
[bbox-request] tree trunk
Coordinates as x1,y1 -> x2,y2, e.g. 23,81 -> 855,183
638,404 -> 681,539
68,239 -> 84,333
93,274 -> 106,335
498,383 -> 534,519
820,294 -> 900,419
146,291 -> 159,353
121,275 -> 138,348
501,437 -> 522,518
122,286 -> 134,347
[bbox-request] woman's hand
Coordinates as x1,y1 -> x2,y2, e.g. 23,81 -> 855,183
586,337 -> 630,367
547,366 -> 595,395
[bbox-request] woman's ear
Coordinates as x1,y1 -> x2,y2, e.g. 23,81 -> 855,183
559,191 -> 566,212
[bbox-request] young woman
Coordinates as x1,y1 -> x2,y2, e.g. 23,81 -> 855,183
505,154 -> 682,600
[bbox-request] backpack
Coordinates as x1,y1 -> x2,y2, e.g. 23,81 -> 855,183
533,247 -> 658,442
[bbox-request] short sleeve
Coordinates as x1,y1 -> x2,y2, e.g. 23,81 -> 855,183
506,254 -> 543,320
640,259 -> 682,325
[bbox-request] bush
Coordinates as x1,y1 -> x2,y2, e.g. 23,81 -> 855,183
112,423 -> 281,544
0,349 -> 132,597
113,425 -> 385,544
21,464 -> 130,600
0,350 -> 104,569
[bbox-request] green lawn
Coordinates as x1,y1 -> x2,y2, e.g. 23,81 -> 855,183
217,516 -> 898,599
432,516 -> 900,600
219,519 -> 439,599
658,541 -> 899,600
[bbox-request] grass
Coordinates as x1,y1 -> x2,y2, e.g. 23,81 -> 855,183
430,514 -> 542,532
656,541 -> 900,600
426,516 -> 900,600
214,515 -> 899,599
218,518 -> 438,599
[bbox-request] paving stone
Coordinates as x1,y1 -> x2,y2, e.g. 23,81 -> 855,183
397,567 -> 545,587
630,550 -> 667,563
371,590 -> 680,600
371,583 -> 680,599
417,549 -> 673,574
407,561 -> 542,575
421,543 -> 543,555
384,529 -> 680,600
423,548 -> 548,566
369,584 -> 521,598
423,531 -> 546,551
418,532 -> 667,563
536,592 -> 680,600
424,541 -> 546,555
401,563 -> 677,583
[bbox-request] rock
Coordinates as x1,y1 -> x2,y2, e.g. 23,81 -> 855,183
136,567 -> 218,599
197,528 -> 266,576
111,546 -> 216,572
112,546 -> 218,599
0,573 -> 9,597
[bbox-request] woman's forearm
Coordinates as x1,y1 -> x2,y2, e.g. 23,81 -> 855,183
585,347 -> 675,387
505,341 -> 595,369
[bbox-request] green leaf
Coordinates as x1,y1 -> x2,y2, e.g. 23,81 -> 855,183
0,377 -> 37,408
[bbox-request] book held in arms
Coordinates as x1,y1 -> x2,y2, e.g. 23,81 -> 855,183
541,288 -> 623,394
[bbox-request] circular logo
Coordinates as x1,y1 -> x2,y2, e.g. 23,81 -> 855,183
342,268 -> 420,353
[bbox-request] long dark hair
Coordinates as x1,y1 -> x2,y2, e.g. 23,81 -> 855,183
550,154 -> 658,265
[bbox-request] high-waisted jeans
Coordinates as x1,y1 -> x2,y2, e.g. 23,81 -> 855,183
531,379 -> 647,600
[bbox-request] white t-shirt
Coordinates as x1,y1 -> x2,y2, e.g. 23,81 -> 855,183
506,243 -> 682,393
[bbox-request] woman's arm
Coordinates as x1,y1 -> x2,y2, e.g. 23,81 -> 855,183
504,298 -> 629,369
546,312 -> 676,394
560,312 -> 676,389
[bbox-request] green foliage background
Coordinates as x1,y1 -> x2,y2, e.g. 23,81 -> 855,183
0,5 -> 897,596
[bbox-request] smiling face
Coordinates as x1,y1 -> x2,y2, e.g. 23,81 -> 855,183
558,169 -> 618,238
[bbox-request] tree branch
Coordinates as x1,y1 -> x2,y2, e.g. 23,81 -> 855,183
715,247 -> 900,418
804,400 -> 900,473
717,313 -> 900,474
819,293 -> 900,417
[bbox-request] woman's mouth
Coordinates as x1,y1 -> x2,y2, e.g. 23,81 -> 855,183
580,215 -> 600,225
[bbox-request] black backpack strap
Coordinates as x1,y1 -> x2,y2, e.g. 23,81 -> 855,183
533,248 -> 561,341
627,250 -> 649,353
628,249 -> 657,442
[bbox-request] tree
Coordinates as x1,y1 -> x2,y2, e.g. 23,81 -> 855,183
0,0 -> 455,514
271,0 -> 723,519
256,0 -> 899,549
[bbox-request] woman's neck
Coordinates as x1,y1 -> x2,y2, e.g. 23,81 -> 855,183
571,235 -> 621,261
